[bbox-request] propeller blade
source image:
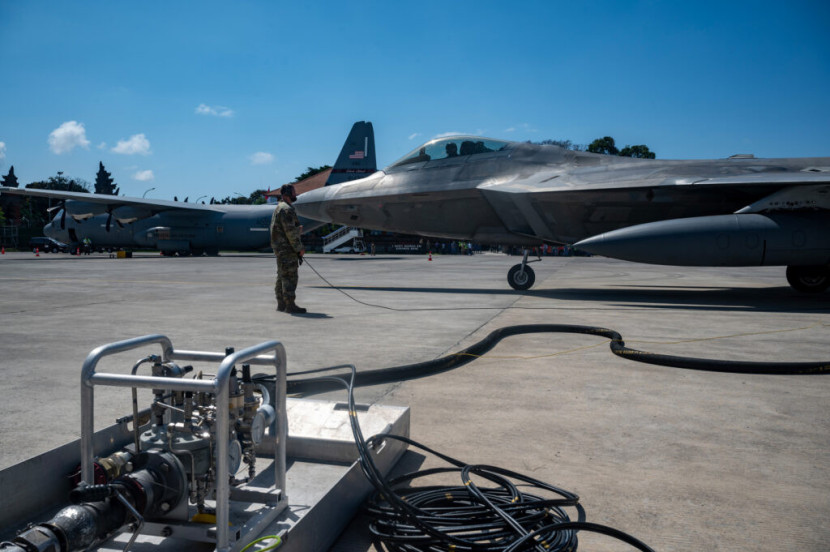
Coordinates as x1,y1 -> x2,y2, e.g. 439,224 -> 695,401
106,212 -> 112,232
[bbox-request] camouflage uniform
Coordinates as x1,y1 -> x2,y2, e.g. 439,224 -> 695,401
270,200 -> 304,306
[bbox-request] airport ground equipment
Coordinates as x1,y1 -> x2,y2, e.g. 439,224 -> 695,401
2,335 -> 289,552
0,336 -> 409,552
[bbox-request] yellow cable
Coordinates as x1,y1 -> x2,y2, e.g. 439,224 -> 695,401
240,535 -> 282,552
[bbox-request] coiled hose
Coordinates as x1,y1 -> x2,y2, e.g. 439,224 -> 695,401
294,363 -> 656,552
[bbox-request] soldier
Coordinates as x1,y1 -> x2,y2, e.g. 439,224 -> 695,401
270,184 -> 306,314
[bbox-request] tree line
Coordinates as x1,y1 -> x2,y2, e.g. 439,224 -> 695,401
535,136 -> 656,159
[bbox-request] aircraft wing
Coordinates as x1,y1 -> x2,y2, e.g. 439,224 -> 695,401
475,167 -> 830,243
684,173 -> 830,213
479,166 -> 830,194
0,186 -> 223,213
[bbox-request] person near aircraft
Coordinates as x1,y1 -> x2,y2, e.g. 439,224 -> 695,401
270,184 -> 306,314
445,142 -> 458,157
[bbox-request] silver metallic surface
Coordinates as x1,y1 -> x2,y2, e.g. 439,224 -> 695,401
78,336 -> 288,551
295,132 -> 830,289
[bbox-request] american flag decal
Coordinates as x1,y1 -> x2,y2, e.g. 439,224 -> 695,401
349,150 -> 365,159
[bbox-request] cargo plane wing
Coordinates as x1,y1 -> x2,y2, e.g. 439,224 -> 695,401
294,129 -> 830,293
0,122 -> 376,255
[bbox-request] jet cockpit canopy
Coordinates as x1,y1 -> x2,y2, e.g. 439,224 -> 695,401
387,136 -> 510,169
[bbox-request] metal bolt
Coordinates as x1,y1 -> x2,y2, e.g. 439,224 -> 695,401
160,502 -> 170,512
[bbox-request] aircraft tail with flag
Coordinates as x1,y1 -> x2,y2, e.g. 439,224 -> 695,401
326,121 -> 377,186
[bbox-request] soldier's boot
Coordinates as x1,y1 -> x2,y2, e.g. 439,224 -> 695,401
285,300 -> 306,314
276,299 -> 286,312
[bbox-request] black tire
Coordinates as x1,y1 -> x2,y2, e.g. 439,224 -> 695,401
786,265 -> 830,293
507,264 -> 535,290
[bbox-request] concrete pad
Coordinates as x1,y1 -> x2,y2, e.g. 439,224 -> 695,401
1,251 -> 828,551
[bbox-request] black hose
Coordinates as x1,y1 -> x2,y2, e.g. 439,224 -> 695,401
282,324 -> 828,395
258,325 -> 827,550
302,363 -> 655,552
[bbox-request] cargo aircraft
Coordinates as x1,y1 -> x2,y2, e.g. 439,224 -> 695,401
0,122 -> 376,255
294,129 -> 830,293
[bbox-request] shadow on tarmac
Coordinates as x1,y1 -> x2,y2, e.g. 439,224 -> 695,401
309,284 -> 830,314
290,312 -> 332,319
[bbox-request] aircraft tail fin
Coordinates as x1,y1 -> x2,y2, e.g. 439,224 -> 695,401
326,121 -> 376,186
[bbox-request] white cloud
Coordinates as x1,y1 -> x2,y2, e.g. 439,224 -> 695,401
97,142 -> 107,149
133,169 -> 154,181
48,121 -> 90,154
112,134 -> 151,155
249,152 -> 274,165
0,141 -> 5,160
196,103 -> 234,117
408,133 -> 421,140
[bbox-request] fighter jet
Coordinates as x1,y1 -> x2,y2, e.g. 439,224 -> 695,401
294,131 -> 830,293
0,122 -> 376,255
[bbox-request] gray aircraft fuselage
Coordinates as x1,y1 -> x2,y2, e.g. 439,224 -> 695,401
295,135 -> 830,291
43,204 -> 277,254
296,138 -> 829,247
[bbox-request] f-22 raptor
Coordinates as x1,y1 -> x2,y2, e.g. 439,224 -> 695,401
295,128 -> 830,293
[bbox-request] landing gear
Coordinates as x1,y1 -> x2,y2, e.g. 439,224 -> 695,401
507,249 -> 540,291
786,265 -> 830,293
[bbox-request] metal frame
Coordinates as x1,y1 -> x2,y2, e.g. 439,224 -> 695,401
79,334 -> 288,552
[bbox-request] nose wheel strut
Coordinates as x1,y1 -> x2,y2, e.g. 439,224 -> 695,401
507,248 -> 541,290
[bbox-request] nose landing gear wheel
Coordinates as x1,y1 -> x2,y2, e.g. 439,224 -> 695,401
508,264 -> 535,290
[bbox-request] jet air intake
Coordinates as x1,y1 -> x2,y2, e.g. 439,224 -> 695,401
574,213 -> 830,267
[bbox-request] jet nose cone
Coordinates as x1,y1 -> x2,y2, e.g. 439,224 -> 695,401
295,188 -> 331,223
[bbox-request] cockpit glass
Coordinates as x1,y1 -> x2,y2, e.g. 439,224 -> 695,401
387,136 -> 510,169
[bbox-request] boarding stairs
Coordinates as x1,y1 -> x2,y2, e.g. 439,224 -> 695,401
323,226 -> 364,253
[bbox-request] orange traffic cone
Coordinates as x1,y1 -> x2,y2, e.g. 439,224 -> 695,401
1,246 -> 4,254
76,247 -> 80,255
428,251 -> 432,261
35,247 -> 40,257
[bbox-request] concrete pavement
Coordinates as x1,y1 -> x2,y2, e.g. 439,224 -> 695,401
0,250 -> 827,551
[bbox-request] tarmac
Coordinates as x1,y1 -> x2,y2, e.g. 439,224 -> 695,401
0,249 -> 828,551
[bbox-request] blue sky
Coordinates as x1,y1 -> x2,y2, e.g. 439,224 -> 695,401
1,1 -> 828,201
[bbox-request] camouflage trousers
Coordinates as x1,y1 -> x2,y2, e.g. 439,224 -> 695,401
274,250 -> 300,303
